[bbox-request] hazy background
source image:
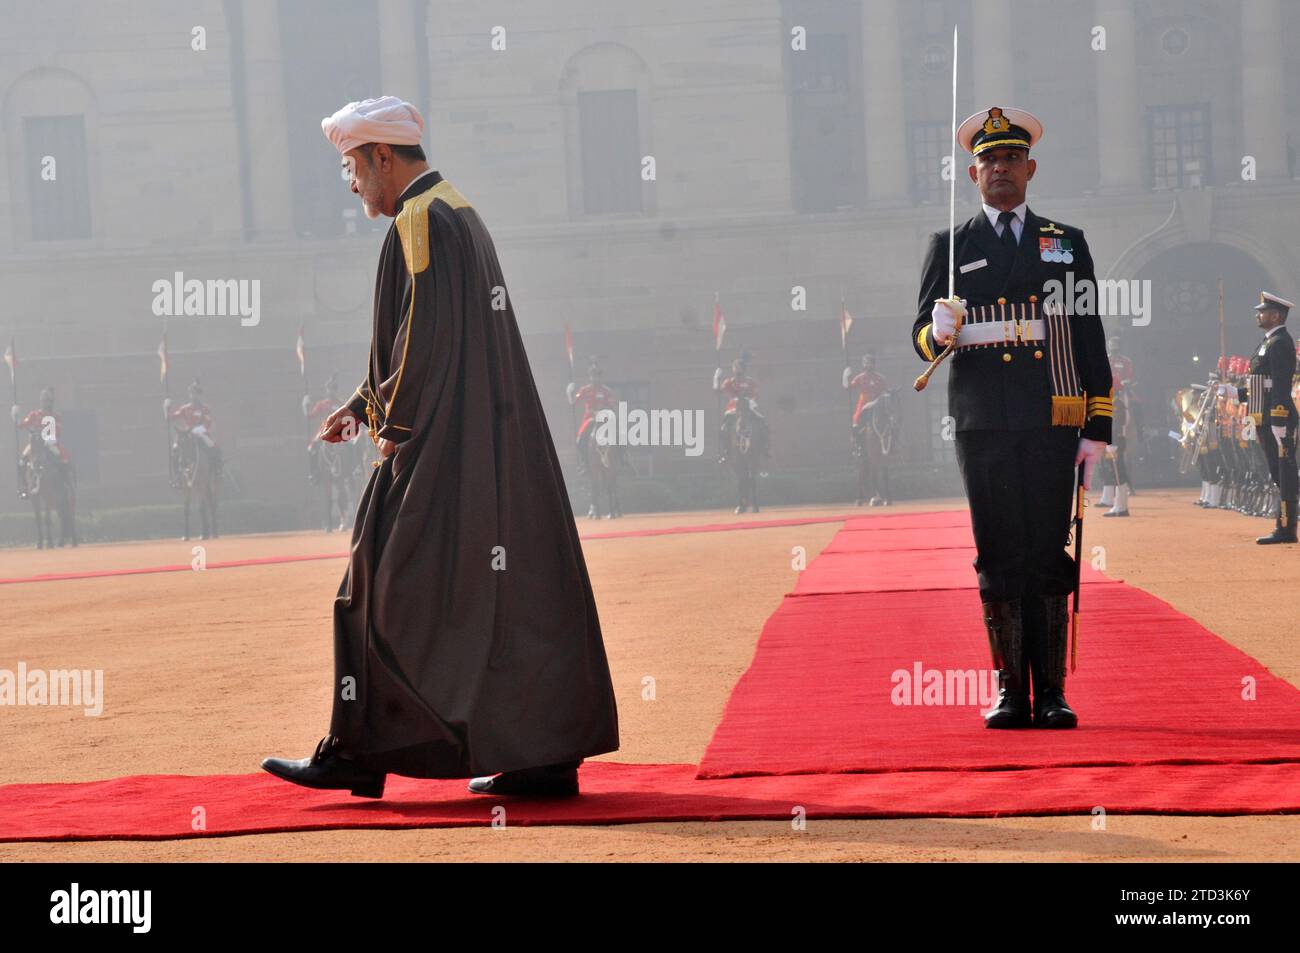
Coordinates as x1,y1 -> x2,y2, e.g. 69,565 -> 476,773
2,0 -> 1298,542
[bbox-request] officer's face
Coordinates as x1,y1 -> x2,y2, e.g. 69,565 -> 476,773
1256,307 -> 1285,330
969,147 -> 1035,208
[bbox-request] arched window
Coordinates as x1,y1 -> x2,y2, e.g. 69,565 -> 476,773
3,67 -> 98,241
560,43 -> 653,217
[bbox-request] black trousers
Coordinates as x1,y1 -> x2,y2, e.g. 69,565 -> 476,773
1258,422 -> 1299,526
955,428 -> 1079,602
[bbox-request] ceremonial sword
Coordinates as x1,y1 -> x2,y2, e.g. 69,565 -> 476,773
915,26 -> 964,393
1071,461 -> 1085,672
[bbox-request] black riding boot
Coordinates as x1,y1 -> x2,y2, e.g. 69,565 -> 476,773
982,599 -> 1031,729
1028,594 -> 1078,729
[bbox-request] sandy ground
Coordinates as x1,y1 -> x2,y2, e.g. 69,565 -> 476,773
1,491 -> 1297,862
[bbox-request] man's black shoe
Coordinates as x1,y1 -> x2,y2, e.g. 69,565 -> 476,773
467,761 -> 580,797
261,735 -> 386,798
1256,529 -> 1298,544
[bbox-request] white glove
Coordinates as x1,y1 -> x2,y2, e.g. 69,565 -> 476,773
841,367 -> 852,388
1075,438 -> 1107,490
301,394 -> 312,417
162,398 -> 172,416
712,367 -> 723,390
930,298 -> 966,345
1217,383 -> 1235,398
8,405 -> 19,424
565,381 -> 576,403
1272,425 -> 1288,443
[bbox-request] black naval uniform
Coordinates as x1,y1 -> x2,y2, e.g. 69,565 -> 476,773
912,208 -> 1112,728
1236,322 -> 1298,542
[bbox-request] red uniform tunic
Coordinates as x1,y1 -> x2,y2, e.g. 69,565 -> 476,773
1109,354 -> 1134,393
849,370 -> 887,426
720,375 -> 758,413
573,383 -> 615,438
19,409 -> 70,462
169,401 -> 215,441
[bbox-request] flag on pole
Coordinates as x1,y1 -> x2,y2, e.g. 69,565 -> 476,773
840,303 -> 854,351
296,325 -> 306,377
564,322 -> 574,372
157,333 -> 169,382
713,294 -> 727,351
3,338 -> 15,384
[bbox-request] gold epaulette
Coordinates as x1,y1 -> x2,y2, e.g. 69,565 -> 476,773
394,179 -> 471,275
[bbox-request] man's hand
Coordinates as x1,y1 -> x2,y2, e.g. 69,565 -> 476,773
930,297 -> 967,346
318,404 -> 363,443
378,437 -> 397,459
1075,437 -> 1107,490
1272,425 -> 1288,444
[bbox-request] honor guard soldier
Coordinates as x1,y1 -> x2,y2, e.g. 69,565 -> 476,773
567,360 -> 616,475
912,106 -> 1112,730
1223,293 -> 1297,543
713,350 -> 767,463
17,387 -> 72,469
844,352 -> 888,429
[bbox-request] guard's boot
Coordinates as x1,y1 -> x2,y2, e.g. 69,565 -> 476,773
981,599 -> 1031,729
1104,483 -> 1130,517
1257,500 -> 1298,544
1030,594 -> 1078,729
1098,484 -> 1115,508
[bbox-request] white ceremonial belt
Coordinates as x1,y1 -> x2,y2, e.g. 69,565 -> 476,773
953,318 -> 1046,349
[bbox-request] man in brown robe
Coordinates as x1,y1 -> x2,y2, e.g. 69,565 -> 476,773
262,97 -> 619,798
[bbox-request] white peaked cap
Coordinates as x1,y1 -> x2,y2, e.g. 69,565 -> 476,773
1256,292 -> 1295,311
321,96 -> 424,156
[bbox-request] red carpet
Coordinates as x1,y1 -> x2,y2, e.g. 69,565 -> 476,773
3,508 -> 1296,842
3,761 -> 1298,841
700,520 -> 1300,781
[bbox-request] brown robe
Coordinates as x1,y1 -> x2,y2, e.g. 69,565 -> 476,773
334,170 -> 619,778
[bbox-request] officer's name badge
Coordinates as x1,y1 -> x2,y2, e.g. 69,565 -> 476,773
1039,236 -> 1073,264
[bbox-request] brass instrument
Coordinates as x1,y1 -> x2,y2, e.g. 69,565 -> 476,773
1172,381 -> 1216,474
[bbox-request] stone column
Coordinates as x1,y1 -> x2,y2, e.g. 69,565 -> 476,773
1094,0 -> 1144,193
971,0 -> 1013,108
862,0 -> 908,204
379,0 -> 423,105
239,0 -> 294,238
1240,0 -> 1288,182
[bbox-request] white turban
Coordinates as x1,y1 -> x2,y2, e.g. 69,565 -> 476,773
321,96 -> 424,156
